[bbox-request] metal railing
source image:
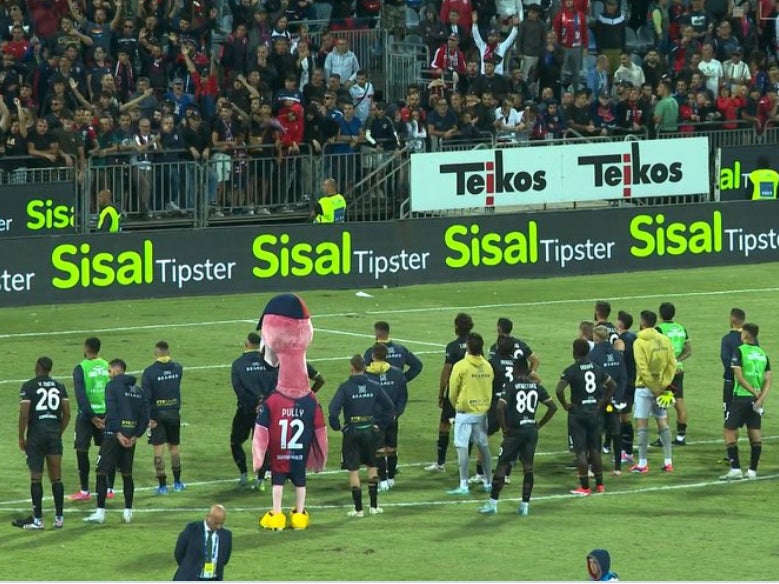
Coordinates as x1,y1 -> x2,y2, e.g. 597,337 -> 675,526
346,146 -> 409,222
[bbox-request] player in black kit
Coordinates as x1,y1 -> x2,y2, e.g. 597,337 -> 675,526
479,357 -> 557,516
427,313 -> 473,472
365,343 -> 408,491
720,308 -> 747,463
488,318 -> 540,372
142,341 -> 185,494
329,355 -> 395,517
556,339 -> 617,496
84,359 -> 149,524
13,357 -> 71,530
363,321 -> 424,382
593,301 -> 624,350
230,332 -> 278,489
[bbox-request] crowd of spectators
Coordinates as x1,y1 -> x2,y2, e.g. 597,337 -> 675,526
0,0 -> 778,218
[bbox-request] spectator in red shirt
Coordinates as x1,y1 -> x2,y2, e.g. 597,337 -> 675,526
553,0 -> 588,88
431,33 -> 467,77
715,85 -> 745,129
4,25 -> 30,61
756,87 -> 778,132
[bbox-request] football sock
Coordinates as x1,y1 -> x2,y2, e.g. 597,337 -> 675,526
659,426 -> 673,462
490,475 -> 505,500
522,472 -> 534,502
52,480 -> 64,516
594,472 -> 604,487
351,487 -> 363,512
610,420 -> 622,470
77,451 -> 90,492
368,479 -> 378,508
231,443 -> 247,474
505,463 -> 513,477
476,461 -> 484,476
436,432 -> 449,466
31,480 -> 43,519
579,475 -> 590,490
477,443 -> 492,481
377,457 -> 388,481
157,474 -> 167,488
108,468 -> 116,491
387,453 -> 398,479
456,447 -> 470,485
171,454 -> 181,483
637,427 -> 649,465
96,473 -> 108,508
726,443 -> 740,469
621,421 -> 634,455
749,442 -> 762,471
122,474 -> 134,509
155,456 -> 166,487
676,422 -> 687,437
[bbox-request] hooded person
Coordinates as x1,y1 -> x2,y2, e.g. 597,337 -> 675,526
252,294 -> 328,531
587,549 -> 619,581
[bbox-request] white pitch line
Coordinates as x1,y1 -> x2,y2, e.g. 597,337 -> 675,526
0,319 -> 250,340
311,286 -> 779,319
314,327 -> 445,348
1,473 -> 775,515
0,350 -> 443,386
0,435 -> 773,507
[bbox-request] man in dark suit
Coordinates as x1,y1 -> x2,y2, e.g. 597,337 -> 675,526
173,505 -> 232,581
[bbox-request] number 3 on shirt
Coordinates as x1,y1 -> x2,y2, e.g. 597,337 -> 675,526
279,419 -> 305,450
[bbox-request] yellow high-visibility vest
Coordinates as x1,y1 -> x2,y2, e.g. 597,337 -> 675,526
314,194 -> 347,223
97,204 -> 121,232
749,168 -> 779,200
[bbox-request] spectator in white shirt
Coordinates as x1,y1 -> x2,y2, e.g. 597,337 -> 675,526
613,52 -> 646,88
349,70 -> 375,123
494,97 -> 525,140
698,43 -> 724,96
324,37 -> 361,88
722,48 -> 751,94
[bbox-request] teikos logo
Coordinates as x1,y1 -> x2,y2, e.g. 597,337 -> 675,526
438,150 -> 547,206
51,240 -> 237,289
27,199 -> 75,230
578,142 -> 683,197
251,231 -> 431,281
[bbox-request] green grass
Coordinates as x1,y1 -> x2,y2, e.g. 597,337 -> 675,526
2,263 -> 779,580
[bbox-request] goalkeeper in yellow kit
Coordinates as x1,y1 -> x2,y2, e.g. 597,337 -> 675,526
630,310 -> 678,474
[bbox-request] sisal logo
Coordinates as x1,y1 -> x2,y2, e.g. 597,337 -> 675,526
578,142 -> 683,197
438,150 -> 547,205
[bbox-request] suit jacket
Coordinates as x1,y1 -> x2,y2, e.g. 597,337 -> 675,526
173,521 -> 232,581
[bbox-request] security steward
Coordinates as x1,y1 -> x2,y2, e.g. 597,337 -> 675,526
313,178 -> 347,223
97,189 -> 122,232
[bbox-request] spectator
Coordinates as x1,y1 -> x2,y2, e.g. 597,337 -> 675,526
648,0 -> 670,52
587,54 -> 611,96
642,49 -> 666,89
552,0 -> 588,88
181,109 -> 216,210
248,6 -> 272,52
653,79 -> 680,132
383,0 -> 407,40
431,33 -> 467,77
164,77 -> 195,122
405,106 -> 428,151
324,37 -> 360,87
131,117 -> 158,217
427,97 -> 459,143
715,84 -> 745,128
27,118 -> 62,172
514,4 -> 546,92
314,32 -> 334,70
493,96 -> 526,140
614,52 -> 647,88
473,90 -> 498,133
157,114 -> 183,212
420,4 -> 449,58
532,99 -> 567,139
713,20 -> 743,61
331,100 -> 363,189
616,86 -> 649,133
567,89 -> 598,135
699,43 -> 724,95
507,67 -> 533,103
539,30 -> 564,99
593,0 -> 627,74
672,25 -> 702,74
723,48 -> 751,92
349,69 -> 375,124
303,68 -> 327,104
273,74 -> 304,111
472,57 -> 510,99
682,0 -> 713,41
471,12 -> 519,75
591,90 -> 618,133
269,36 -> 296,86
440,0 -> 474,40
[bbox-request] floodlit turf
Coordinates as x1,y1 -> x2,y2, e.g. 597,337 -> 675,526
1,264 -> 779,580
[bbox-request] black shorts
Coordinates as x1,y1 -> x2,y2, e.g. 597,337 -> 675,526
96,434 -> 136,475
569,410 -> 602,454
342,426 -> 380,471
74,414 -> 105,450
724,397 -> 762,431
440,400 -> 456,424
26,430 -> 63,473
149,411 -> 181,446
230,408 -> 256,445
670,371 -> 685,399
622,382 -> 636,413
498,428 -> 538,467
271,469 -> 306,488
487,398 -> 500,436
377,420 -> 399,450
723,379 -> 734,410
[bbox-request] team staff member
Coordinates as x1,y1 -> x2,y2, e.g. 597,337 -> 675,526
96,189 -> 121,232
589,326 -> 627,475
426,313 -> 474,472
631,310 -> 677,474
654,302 -> 692,446
313,178 -> 347,223
142,341 -> 185,494
230,333 -> 278,489
480,357 -> 556,516
69,337 -> 113,502
447,333 -> 494,496
329,355 -> 395,517
487,318 -> 540,374
365,343 -> 408,492
13,357 -> 71,530
721,323 -> 771,480
363,321 -> 424,382
85,359 -> 149,524
616,311 -> 637,464
593,301 -> 625,350
556,339 -> 616,496
720,308 -> 747,463
173,505 -> 232,581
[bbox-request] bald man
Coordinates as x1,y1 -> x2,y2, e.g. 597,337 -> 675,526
174,505 -> 233,581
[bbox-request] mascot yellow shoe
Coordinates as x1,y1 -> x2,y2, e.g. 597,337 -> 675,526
259,510 -> 287,531
290,509 -> 310,530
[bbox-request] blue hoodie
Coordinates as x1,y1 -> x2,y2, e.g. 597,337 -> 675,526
588,549 -> 619,581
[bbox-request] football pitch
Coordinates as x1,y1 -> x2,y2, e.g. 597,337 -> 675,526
2,263 -> 779,581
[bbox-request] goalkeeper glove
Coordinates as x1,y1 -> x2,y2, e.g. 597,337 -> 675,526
656,391 -> 676,409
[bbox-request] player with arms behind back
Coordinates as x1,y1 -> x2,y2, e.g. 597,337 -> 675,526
479,357 -> 556,516
363,321 -> 424,382
14,357 -> 71,530
556,339 -> 616,496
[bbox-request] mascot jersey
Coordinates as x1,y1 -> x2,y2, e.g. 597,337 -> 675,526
257,392 -> 325,474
